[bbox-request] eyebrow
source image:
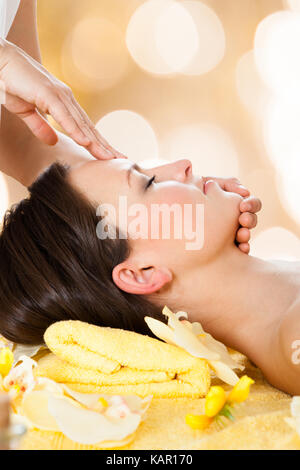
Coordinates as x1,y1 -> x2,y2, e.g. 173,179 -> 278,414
126,163 -> 140,187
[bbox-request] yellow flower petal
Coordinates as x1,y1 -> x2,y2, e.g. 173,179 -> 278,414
185,414 -> 212,430
0,347 -> 14,377
205,386 -> 227,417
227,375 -> 254,404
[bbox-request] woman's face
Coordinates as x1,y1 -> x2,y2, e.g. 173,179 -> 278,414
68,158 -> 242,275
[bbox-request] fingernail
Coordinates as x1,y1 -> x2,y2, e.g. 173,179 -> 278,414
115,151 -> 127,159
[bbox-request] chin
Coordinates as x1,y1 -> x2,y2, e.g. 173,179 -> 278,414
217,201 -> 241,246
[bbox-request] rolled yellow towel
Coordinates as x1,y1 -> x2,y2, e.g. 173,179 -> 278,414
35,320 -> 211,398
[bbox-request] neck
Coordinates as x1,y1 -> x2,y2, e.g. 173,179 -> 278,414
170,245 -> 299,359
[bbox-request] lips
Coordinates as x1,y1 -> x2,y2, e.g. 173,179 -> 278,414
203,179 -> 216,194
202,178 -> 208,195
199,177 -> 206,195
195,177 -> 209,195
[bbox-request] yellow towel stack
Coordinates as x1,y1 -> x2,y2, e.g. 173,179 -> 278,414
34,320 -> 211,398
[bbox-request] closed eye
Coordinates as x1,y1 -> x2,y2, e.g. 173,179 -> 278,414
145,175 -> 156,191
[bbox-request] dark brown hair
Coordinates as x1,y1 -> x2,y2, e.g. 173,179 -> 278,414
0,162 -> 165,345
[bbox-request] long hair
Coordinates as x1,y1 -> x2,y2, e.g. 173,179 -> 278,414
0,162 -> 165,344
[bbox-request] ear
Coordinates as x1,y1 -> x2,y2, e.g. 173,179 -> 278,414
112,262 -> 173,295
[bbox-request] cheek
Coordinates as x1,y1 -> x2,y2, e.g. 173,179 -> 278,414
149,186 -> 201,231
152,185 -> 199,206
204,193 -> 241,244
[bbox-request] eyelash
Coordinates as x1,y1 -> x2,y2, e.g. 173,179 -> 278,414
145,175 -> 156,190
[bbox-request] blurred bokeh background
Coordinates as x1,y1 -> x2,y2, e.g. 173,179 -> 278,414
1,0 -> 300,259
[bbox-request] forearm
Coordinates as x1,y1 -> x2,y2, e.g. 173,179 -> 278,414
0,0 -> 42,182
6,0 -> 41,62
0,1 -> 114,184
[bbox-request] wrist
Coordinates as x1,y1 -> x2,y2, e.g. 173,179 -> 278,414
0,39 -> 10,71
0,38 -> 7,53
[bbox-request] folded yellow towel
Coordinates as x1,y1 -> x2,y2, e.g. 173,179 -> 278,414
35,320 -> 211,399
21,352 -> 299,450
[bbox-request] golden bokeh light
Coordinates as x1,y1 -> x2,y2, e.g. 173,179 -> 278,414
251,226 -> 300,261
263,96 -> 300,225
154,1 -> 198,72
161,123 -> 239,178
235,50 -> 271,118
254,11 -> 300,100
96,110 -> 159,162
126,0 -> 198,75
276,163 -> 300,226
126,0 -> 225,76
263,98 -> 300,172
180,0 -> 226,76
285,0 -> 300,11
61,17 -> 129,92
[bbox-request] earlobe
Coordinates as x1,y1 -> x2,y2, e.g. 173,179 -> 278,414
112,263 -> 172,295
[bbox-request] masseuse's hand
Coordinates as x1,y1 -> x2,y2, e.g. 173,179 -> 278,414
0,39 -> 125,160
203,176 -> 262,254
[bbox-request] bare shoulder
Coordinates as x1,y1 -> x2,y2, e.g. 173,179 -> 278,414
280,297 -> 300,341
275,298 -> 300,393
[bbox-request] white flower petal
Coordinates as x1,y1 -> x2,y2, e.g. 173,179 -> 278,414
35,377 -> 65,396
204,334 -> 244,370
291,396 -> 300,418
209,360 -> 240,386
21,391 -> 62,431
191,322 -> 205,336
63,386 -> 151,418
175,311 -> 189,321
13,344 -> 45,366
48,395 -> 142,445
149,306 -> 244,384
285,416 -> 297,431
167,311 -> 220,361
3,355 -> 37,393
144,317 -> 178,346
62,386 -> 106,408
296,418 -> 300,437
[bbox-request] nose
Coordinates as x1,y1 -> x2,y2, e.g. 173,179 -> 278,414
151,159 -> 193,183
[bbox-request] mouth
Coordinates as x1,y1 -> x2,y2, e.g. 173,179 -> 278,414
202,178 -> 217,195
202,178 -> 210,195
197,177 -> 206,195
192,176 -> 210,195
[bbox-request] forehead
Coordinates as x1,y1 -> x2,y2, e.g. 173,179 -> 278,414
70,158 -> 132,180
68,158 -> 132,203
